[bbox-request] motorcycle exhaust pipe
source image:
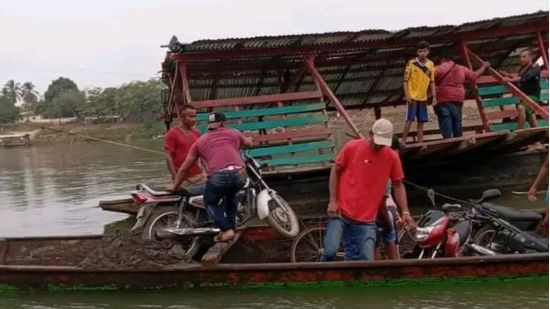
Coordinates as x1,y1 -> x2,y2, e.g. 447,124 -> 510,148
467,243 -> 497,256
155,227 -> 221,239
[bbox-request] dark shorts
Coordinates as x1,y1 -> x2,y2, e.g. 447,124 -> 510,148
406,100 -> 429,122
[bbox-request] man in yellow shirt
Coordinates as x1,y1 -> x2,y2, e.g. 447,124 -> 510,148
402,41 -> 436,144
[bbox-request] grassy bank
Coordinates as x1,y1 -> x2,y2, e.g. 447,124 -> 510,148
2,122 -> 166,144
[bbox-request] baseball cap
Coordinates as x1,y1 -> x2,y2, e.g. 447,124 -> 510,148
372,118 -> 393,146
207,112 -> 226,130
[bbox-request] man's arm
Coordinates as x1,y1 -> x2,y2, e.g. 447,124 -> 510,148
403,62 -> 412,103
528,155 -> 549,201
429,82 -> 437,104
168,151 -> 199,191
327,163 -> 343,217
242,136 -> 253,148
392,181 -> 415,227
472,62 -> 491,80
165,153 -> 177,180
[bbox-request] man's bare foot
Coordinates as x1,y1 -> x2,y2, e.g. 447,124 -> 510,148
214,229 -> 235,242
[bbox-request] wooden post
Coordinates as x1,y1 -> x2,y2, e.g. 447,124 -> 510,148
304,55 -> 364,139
167,64 -> 181,121
536,31 -> 549,70
467,47 -> 549,120
458,40 -> 490,132
178,59 -> 193,105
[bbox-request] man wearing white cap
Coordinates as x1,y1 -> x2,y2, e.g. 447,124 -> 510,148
321,118 -> 413,261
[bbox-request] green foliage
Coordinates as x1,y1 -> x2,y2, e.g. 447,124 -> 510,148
3,76 -> 163,123
0,95 -> 20,124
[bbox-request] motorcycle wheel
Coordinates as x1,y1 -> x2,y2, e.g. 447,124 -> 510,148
143,207 -> 199,261
289,226 -> 345,263
266,194 -> 300,238
473,225 -> 508,254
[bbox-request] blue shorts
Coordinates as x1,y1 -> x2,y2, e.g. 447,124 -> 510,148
406,100 -> 428,122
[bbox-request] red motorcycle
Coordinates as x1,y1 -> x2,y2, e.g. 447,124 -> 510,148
398,190 -> 502,259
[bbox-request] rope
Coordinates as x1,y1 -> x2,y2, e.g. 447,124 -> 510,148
14,123 -> 165,155
403,180 -> 472,206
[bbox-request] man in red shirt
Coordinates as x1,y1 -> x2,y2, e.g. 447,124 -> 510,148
434,58 -> 490,139
164,104 -> 205,187
321,119 -> 414,261
167,112 -> 253,242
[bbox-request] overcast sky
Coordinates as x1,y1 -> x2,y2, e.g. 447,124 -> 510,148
0,0 -> 547,93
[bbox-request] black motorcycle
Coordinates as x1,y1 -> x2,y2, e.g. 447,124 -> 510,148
470,189 -> 548,254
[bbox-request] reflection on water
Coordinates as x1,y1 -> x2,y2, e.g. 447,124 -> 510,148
0,279 -> 547,309
0,142 -> 166,237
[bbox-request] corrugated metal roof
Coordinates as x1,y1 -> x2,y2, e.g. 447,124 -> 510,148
162,11 -> 548,108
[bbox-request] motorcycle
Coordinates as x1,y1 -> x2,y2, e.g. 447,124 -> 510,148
470,189 -> 548,254
129,153 -> 300,261
399,189 -> 548,259
398,189 -> 497,259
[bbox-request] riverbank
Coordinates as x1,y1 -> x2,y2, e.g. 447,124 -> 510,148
0,122 -> 166,144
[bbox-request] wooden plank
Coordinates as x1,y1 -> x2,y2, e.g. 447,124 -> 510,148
261,153 -> 334,167
249,127 -> 332,145
540,80 -> 549,90
198,115 -> 328,132
196,103 -> 325,121
489,119 -> 549,132
478,85 -> 509,96
485,109 -> 519,121
0,239 -> 7,265
482,96 -> 520,108
192,91 -> 323,108
541,93 -> 549,102
477,75 -> 498,85
201,231 -> 243,267
248,141 -> 334,157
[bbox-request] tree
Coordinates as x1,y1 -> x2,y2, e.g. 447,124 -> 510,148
114,79 -> 162,122
20,82 -> 39,112
0,95 -> 20,124
2,80 -> 22,105
39,77 -> 80,118
45,90 -> 86,119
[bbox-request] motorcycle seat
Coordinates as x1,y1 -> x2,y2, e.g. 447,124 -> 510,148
178,183 -> 205,197
481,202 -> 543,222
136,183 -> 205,197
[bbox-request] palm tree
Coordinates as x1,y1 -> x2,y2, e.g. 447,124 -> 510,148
20,82 -> 39,112
2,80 -> 22,105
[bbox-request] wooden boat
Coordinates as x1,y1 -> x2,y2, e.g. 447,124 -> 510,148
0,228 -> 547,291
0,133 -> 31,148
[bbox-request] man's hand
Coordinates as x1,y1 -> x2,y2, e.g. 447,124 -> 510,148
431,97 -> 437,106
327,200 -> 339,218
528,186 -> 538,202
401,212 -> 416,227
165,184 -> 178,192
405,97 -> 412,104
482,61 -> 491,68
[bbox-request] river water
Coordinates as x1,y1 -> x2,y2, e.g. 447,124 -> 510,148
0,142 -> 548,308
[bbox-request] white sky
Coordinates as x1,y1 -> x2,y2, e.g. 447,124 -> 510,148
0,0 -> 548,93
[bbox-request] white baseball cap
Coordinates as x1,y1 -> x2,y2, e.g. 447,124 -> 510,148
372,118 -> 393,146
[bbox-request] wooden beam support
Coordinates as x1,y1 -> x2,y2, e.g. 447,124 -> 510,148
305,55 -> 363,139
467,47 -> 549,120
458,40 -> 490,132
177,59 -> 193,104
536,31 -> 549,70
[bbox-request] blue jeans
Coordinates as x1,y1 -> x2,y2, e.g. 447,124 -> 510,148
320,217 -> 377,261
434,102 -> 463,139
204,170 -> 246,231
